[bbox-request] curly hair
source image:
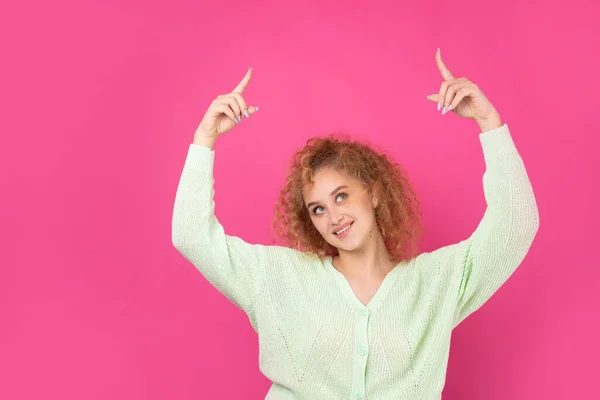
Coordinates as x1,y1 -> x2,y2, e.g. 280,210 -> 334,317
272,133 -> 424,262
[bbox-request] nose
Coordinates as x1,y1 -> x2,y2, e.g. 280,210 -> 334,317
329,209 -> 343,225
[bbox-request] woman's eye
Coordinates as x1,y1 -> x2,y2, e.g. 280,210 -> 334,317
336,192 -> 347,202
312,193 -> 347,215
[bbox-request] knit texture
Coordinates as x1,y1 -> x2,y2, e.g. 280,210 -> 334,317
171,123 -> 539,400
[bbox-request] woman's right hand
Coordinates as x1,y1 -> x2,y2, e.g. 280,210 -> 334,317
194,67 -> 259,147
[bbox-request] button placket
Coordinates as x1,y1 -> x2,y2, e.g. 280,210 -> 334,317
351,307 -> 370,399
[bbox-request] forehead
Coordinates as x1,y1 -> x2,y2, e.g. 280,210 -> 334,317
303,167 -> 362,200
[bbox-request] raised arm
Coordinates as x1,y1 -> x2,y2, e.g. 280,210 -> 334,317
172,68 -> 298,315
455,124 -> 537,326
423,49 -> 540,326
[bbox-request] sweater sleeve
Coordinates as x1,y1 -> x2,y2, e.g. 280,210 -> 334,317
171,143 -> 292,315
427,124 -> 539,328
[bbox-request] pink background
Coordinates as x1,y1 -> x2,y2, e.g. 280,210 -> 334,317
1,0 -> 598,399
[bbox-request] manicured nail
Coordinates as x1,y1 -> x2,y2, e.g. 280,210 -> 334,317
442,106 -> 447,115
448,104 -> 454,111
437,102 -> 441,111
427,95 -> 430,100
255,106 -> 259,112
235,116 -> 240,123
249,66 -> 253,71
244,109 -> 250,118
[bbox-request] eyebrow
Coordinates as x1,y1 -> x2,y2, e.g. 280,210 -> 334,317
306,185 -> 349,209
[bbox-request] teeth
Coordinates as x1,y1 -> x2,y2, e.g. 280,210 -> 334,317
335,224 -> 351,235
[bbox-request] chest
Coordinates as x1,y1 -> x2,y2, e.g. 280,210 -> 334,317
344,274 -> 387,306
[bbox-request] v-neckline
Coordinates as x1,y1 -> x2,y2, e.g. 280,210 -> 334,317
324,255 -> 405,313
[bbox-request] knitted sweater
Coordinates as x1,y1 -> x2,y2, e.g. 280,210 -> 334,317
171,123 -> 539,400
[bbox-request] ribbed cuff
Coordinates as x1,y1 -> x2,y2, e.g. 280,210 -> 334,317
479,123 -> 518,164
184,143 -> 215,173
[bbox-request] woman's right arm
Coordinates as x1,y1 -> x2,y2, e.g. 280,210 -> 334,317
172,141 -> 270,314
172,68 -> 296,315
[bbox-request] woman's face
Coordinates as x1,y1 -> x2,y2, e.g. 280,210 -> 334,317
303,167 -> 378,253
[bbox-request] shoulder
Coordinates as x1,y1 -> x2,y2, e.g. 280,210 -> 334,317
412,240 -> 469,284
258,245 -> 328,285
253,244 -> 320,267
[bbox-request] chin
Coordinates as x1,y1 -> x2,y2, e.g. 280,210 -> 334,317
338,242 -> 364,253
330,234 -> 365,253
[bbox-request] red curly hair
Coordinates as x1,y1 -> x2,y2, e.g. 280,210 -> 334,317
272,133 -> 424,262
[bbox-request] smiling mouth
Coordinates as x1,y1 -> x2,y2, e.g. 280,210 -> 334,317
333,222 -> 354,235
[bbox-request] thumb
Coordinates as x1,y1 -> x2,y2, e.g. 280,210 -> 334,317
426,94 -> 439,103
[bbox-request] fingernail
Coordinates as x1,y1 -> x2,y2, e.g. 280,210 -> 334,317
437,102 -> 441,111
448,104 -> 454,111
244,109 -> 250,118
235,116 -> 240,123
255,106 -> 259,112
249,66 -> 253,71
442,106 -> 447,115
427,95 -> 430,100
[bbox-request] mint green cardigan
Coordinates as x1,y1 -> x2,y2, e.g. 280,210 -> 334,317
172,123 -> 539,399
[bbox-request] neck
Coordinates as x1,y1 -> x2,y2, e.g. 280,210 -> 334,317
334,227 -> 395,276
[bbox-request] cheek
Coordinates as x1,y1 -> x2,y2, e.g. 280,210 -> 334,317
354,201 -> 376,219
310,217 -> 327,235
357,207 -> 379,235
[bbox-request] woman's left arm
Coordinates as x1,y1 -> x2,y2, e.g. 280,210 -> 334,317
453,123 -> 539,326
425,49 -> 540,327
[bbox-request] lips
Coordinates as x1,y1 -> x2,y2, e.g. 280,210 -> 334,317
333,221 -> 354,235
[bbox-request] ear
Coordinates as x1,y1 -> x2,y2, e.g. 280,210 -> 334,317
371,186 -> 380,208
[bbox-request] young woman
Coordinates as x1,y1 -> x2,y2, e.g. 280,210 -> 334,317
172,49 -> 539,399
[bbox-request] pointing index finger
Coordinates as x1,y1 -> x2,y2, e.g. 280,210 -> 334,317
233,67 -> 252,93
435,48 -> 455,81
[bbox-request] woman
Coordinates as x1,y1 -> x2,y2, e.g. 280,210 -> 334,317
172,49 -> 539,399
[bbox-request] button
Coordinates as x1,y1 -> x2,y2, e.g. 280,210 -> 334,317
353,390 -> 364,399
359,308 -> 369,316
359,345 -> 368,356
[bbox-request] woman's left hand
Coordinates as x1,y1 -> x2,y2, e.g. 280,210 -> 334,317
427,48 -> 502,131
